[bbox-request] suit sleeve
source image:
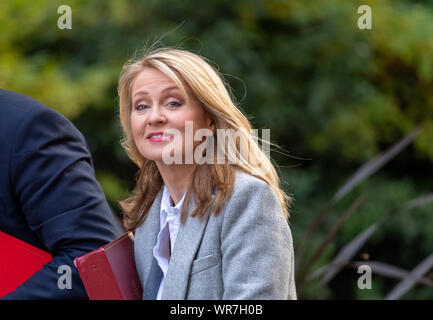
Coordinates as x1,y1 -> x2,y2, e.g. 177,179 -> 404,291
221,178 -> 297,299
2,107 -> 122,299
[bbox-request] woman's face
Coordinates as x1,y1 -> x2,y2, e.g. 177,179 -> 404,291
130,67 -> 213,164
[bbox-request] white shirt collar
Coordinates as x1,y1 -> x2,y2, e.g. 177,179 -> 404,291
160,184 -> 186,245
154,185 -> 186,299
161,185 -> 186,219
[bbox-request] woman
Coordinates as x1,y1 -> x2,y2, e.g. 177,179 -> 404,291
117,47 -> 297,299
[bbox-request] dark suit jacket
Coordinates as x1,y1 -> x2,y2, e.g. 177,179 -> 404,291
0,89 -> 122,299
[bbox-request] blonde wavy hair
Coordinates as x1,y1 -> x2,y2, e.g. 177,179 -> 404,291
118,47 -> 292,231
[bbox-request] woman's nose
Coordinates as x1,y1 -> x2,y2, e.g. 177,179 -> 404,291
147,105 -> 167,125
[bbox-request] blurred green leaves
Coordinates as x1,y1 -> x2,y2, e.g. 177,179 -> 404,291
1,0 -> 433,299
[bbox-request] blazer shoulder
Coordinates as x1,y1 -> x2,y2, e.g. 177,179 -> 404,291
231,170 -> 271,198
1,90 -> 86,151
220,170 -> 282,217
1,89 -> 50,117
0,89 -> 73,129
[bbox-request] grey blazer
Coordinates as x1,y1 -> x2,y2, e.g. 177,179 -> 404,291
134,170 -> 297,299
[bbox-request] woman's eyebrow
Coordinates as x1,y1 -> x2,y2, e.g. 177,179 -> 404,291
161,86 -> 180,94
133,86 -> 180,98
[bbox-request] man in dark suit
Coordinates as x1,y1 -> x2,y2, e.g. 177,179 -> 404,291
0,89 -> 123,299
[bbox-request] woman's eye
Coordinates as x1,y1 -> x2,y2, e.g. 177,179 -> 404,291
136,104 -> 149,110
167,101 -> 181,108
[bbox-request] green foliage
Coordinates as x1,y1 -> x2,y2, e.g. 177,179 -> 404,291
1,0 -> 432,299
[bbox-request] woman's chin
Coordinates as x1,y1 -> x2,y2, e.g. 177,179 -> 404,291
142,155 -> 163,162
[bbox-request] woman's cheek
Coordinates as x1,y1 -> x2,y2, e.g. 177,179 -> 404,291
130,117 -> 144,139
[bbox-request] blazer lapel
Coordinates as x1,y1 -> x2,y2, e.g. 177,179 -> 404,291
136,188 -> 163,299
161,193 -> 214,299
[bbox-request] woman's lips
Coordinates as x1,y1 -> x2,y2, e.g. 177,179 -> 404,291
147,135 -> 174,142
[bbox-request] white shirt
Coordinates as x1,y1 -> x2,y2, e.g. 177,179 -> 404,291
153,185 -> 186,300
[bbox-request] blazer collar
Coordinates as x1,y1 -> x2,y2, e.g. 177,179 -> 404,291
138,187 -> 214,300
138,187 -> 164,299
161,191 -> 214,299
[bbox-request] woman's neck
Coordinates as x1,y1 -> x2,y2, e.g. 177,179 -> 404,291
155,162 -> 196,205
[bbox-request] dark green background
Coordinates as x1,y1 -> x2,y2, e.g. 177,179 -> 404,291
1,0 -> 432,299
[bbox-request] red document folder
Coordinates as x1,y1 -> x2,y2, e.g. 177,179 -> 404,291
0,230 -> 53,297
74,232 -> 143,300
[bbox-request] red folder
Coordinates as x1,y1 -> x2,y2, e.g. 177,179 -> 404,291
0,230 -> 53,297
74,232 -> 143,300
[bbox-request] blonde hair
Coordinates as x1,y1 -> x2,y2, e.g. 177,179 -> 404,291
118,47 -> 292,231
